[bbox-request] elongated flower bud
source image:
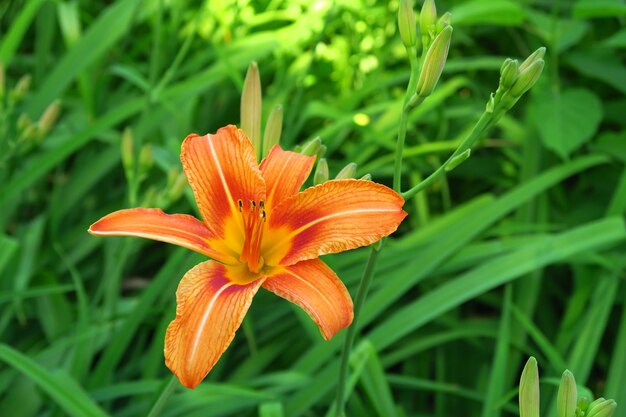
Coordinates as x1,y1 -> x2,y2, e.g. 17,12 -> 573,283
557,370 -> 577,417
138,144 -> 153,176
314,158 -> 329,185
415,25 -> 452,98
38,100 -> 61,135
300,136 -> 321,157
360,173 -> 372,181
436,12 -> 452,32
398,0 -> 417,48
519,357 -> 540,417
499,58 -> 519,90
11,74 -> 31,102
263,105 -> 283,157
586,398 -> 617,417
420,0 -> 437,38
241,61 -> 262,160
510,60 -> 544,98
519,47 -> 546,73
121,128 -> 134,176
336,162 -> 357,179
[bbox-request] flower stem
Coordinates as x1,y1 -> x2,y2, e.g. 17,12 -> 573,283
147,375 -> 178,417
334,244 -> 382,417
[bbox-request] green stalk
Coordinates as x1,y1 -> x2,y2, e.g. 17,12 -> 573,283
334,43 -> 421,417
147,375 -> 178,417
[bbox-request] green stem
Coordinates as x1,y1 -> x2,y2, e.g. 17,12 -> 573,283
335,44 -> 420,417
147,375 -> 178,417
401,110 -> 493,201
334,244 -> 382,417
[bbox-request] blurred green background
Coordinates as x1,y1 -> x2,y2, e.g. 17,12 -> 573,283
1,0 -> 626,416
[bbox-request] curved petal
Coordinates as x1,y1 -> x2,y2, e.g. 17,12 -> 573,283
262,259 -> 353,340
259,145 -> 314,210
88,208 -> 234,263
164,261 -> 263,389
263,179 -> 406,266
181,125 -> 265,252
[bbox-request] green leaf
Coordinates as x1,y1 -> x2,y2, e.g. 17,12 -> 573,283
0,344 -> 109,417
533,88 -> 603,159
573,0 -> 626,18
451,0 -> 525,26
567,50 -> 626,95
603,29 -> 626,48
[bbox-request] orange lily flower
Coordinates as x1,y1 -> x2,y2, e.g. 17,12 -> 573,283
89,125 -> 406,388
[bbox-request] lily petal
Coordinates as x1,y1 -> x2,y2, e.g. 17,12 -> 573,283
259,145 -> 314,210
88,208 -> 233,263
264,179 -> 406,266
181,125 -> 265,249
263,259 -> 353,340
164,261 -> 263,389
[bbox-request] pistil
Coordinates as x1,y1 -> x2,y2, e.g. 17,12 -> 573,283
238,199 -> 266,273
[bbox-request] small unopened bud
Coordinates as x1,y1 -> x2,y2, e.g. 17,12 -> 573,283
335,162 -> 357,179
11,74 -> 31,102
121,128 -> 134,175
17,114 -> 32,132
519,357 -> 540,417
314,158 -> 329,185
263,105 -> 283,157
167,169 -> 187,202
420,0 -> 437,39
38,100 -> 61,135
557,370 -> 577,417
499,58 -> 519,90
300,136 -> 321,157
436,12 -> 452,33
577,397 -> 590,415
510,60 -> 544,98
138,144 -> 153,176
519,47 -> 546,73
415,25 -> 452,98
241,61 -> 262,160
398,0 -> 417,48
445,148 -> 470,172
586,399 -> 617,417
360,173 -> 372,181
316,144 -> 327,159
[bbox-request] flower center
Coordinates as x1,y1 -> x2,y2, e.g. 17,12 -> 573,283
237,199 -> 266,274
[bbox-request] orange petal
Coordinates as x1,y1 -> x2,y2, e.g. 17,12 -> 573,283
88,208 -> 233,263
263,258 -> 353,340
181,125 -> 265,250
259,145 -> 314,210
264,179 -> 407,266
164,261 -> 263,388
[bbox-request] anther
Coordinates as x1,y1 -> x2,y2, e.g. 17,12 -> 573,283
238,199 -> 243,212
251,200 -> 256,211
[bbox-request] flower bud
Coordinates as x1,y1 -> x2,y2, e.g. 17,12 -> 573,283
121,128 -> 134,176
314,158 -> 329,185
557,370 -> 577,417
445,148 -> 470,172
138,144 -> 153,176
241,61 -> 262,160
167,169 -> 187,202
262,104 -> 283,157
499,58 -> 519,90
398,0 -> 417,48
316,144 -> 327,159
586,399 -> 617,417
415,25 -> 452,98
335,162 -> 357,179
519,357 -> 540,417
11,74 -> 31,102
510,60 -> 544,98
436,12 -> 452,33
360,173 -> 372,181
300,136 -> 321,157
38,100 -> 61,135
420,0 -> 437,38
519,47 -> 546,73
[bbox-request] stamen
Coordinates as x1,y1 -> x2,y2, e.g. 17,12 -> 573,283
237,199 -> 267,274
238,199 -> 243,212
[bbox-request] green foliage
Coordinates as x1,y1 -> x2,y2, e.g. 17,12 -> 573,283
0,0 -> 625,416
